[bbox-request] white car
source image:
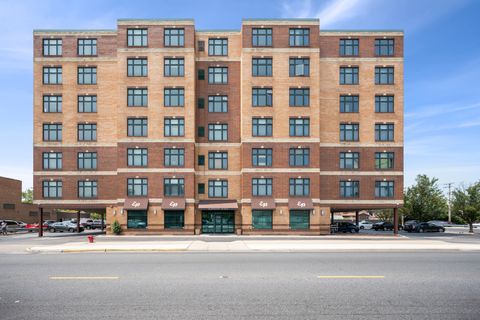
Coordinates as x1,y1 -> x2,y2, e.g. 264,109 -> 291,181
358,220 -> 374,230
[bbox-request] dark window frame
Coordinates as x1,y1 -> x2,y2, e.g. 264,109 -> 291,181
208,180 -> 228,198
127,148 -> 148,167
77,123 -> 97,141
164,28 -> 185,47
208,38 -> 228,56
42,123 -> 62,141
164,88 -> 185,107
78,38 -> 97,56
289,57 -> 310,77
78,95 -> 97,113
127,28 -> 148,47
208,95 -> 228,112
252,118 -> 273,137
339,152 -> 360,169
340,123 -> 359,142
43,39 -> 62,56
127,178 -> 148,197
78,180 -> 98,199
127,58 -> 148,77
289,28 -> 310,47
208,152 -> 228,170
42,152 -> 62,170
252,148 -> 273,167
252,57 -> 272,77
252,28 -> 272,47
289,118 -> 310,137
164,178 -> 185,197
127,88 -> 148,107
340,180 -> 360,198
252,178 -> 273,196
208,124 -> 228,141
164,148 -> 185,167
289,148 -> 310,167
43,95 -> 62,113
375,123 -> 395,141
289,88 -> 310,107
340,95 -> 359,113
289,178 -> 310,197
127,118 -> 148,137
339,38 -> 359,56
164,117 -> 185,137
164,57 -> 185,77
340,66 -> 359,85
77,66 -> 97,85
77,152 -> 97,170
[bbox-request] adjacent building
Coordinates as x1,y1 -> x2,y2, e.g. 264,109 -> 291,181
0,176 -> 38,223
33,18 -> 404,234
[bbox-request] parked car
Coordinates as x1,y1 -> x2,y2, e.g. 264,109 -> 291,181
82,219 -> 94,229
90,220 -> 105,230
414,222 -> 445,233
427,220 -> 449,227
404,220 -> 419,232
16,221 -> 27,229
372,221 -> 394,231
1,220 -> 25,232
336,222 -> 359,233
358,220 -> 374,230
49,221 -> 84,233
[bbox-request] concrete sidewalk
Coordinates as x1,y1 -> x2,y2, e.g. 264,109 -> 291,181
27,237 -> 480,253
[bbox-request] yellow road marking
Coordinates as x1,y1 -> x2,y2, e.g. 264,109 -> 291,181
49,276 -> 119,280
318,275 -> 385,279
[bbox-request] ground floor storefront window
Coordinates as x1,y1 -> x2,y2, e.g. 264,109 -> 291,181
127,210 -> 147,229
202,211 -> 234,233
290,210 -> 310,230
164,210 -> 184,229
252,210 -> 273,230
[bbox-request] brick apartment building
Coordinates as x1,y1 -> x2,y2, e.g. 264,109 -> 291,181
0,176 -> 39,223
33,18 -> 404,235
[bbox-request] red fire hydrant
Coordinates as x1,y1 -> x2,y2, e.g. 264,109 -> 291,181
87,235 -> 95,243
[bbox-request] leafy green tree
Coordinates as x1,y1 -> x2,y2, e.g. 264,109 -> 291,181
373,209 -> 393,221
22,188 -> 33,203
400,174 -> 448,221
452,181 -> 480,233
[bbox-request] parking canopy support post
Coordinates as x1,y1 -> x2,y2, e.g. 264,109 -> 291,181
355,210 -> 359,226
38,207 -> 43,237
101,212 -> 105,231
393,207 -> 399,236
77,210 -> 81,233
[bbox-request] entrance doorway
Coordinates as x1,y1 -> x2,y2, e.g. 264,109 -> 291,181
201,211 -> 234,233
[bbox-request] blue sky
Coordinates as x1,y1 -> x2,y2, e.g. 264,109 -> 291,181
0,0 -> 479,192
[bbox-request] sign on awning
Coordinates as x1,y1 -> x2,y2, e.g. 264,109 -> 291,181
124,198 -> 148,210
288,198 -> 314,210
161,198 -> 186,210
251,198 -> 276,210
198,200 -> 238,210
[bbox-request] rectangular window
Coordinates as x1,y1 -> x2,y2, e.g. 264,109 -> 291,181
198,98 -> 205,109
198,126 -> 205,137
208,152 -> 228,170
290,210 -> 310,230
289,178 -> 310,196
208,124 -> 228,141
208,67 -> 228,84
340,181 -> 359,198
375,152 -> 394,169
127,88 -> 148,107
289,88 -> 310,106
164,88 -> 184,107
164,28 -> 184,47
78,123 -> 97,141
252,118 -> 273,137
208,38 -> 228,56
127,178 -> 148,196
340,123 -> 359,141
42,152 -> 62,170
340,67 -> 359,85
375,67 -> 394,84
252,148 -> 272,167
252,210 -> 272,230
340,95 -> 359,113
127,28 -> 148,47
127,148 -> 148,167
252,178 -> 272,196
164,148 -> 185,167
78,180 -> 97,198
289,148 -> 310,167
289,58 -> 310,77
375,181 -> 394,198
289,28 -> 310,46
208,95 -> 228,112
78,95 -> 97,113
339,39 -> 359,56
252,28 -> 272,47
164,178 -> 185,196
43,67 -> 62,84
42,180 -> 62,198
208,180 -> 228,198
198,183 -> 205,194
198,69 -> 205,80
164,58 -> 184,77
78,152 -> 97,170
164,211 -> 184,229
252,58 -> 272,76
78,39 -> 97,56
127,210 -> 147,229
197,40 -> 205,52
43,39 -> 62,56
289,118 -> 310,137
198,155 -> 205,166
164,118 -> 185,137
127,118 -> 148,137
375,123 -> 394,141
339,152 -> 359,169
252,88 -> 272,107
43,123 -> 62,141
375,39 -> 395,56
78,67 -> 97,85
127,58 -> 148,77
375,95 -> 394,113
43,95 -> 62,113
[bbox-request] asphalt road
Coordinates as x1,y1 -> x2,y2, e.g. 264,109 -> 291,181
1,252 -> 479,320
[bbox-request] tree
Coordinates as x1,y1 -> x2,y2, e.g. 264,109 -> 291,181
452,181 -> 480,233
22,188 -> 33,203
400,174 -> 448,221
373,209 -> 393,221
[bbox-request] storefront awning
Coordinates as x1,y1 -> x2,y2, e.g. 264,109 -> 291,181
251,198 -> 276,210
161,198 -> 186,210
124,198 -> 149,210
198,200 -> 238,210
288,198 -> 314,210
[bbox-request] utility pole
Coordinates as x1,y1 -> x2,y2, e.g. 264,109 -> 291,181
444,183 -> 454,224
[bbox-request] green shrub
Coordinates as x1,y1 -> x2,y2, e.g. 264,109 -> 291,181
111,220 -> 121,235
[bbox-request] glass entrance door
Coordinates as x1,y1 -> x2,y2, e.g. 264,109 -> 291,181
202,211 -> 235,233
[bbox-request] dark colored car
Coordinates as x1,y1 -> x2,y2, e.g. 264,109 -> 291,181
404,220 -> 419,232
90,220 -> 106,230
414,222 -> 445,233
49,221 -> 84,233
372,221 -> 394,231
336,222 -> 359,233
